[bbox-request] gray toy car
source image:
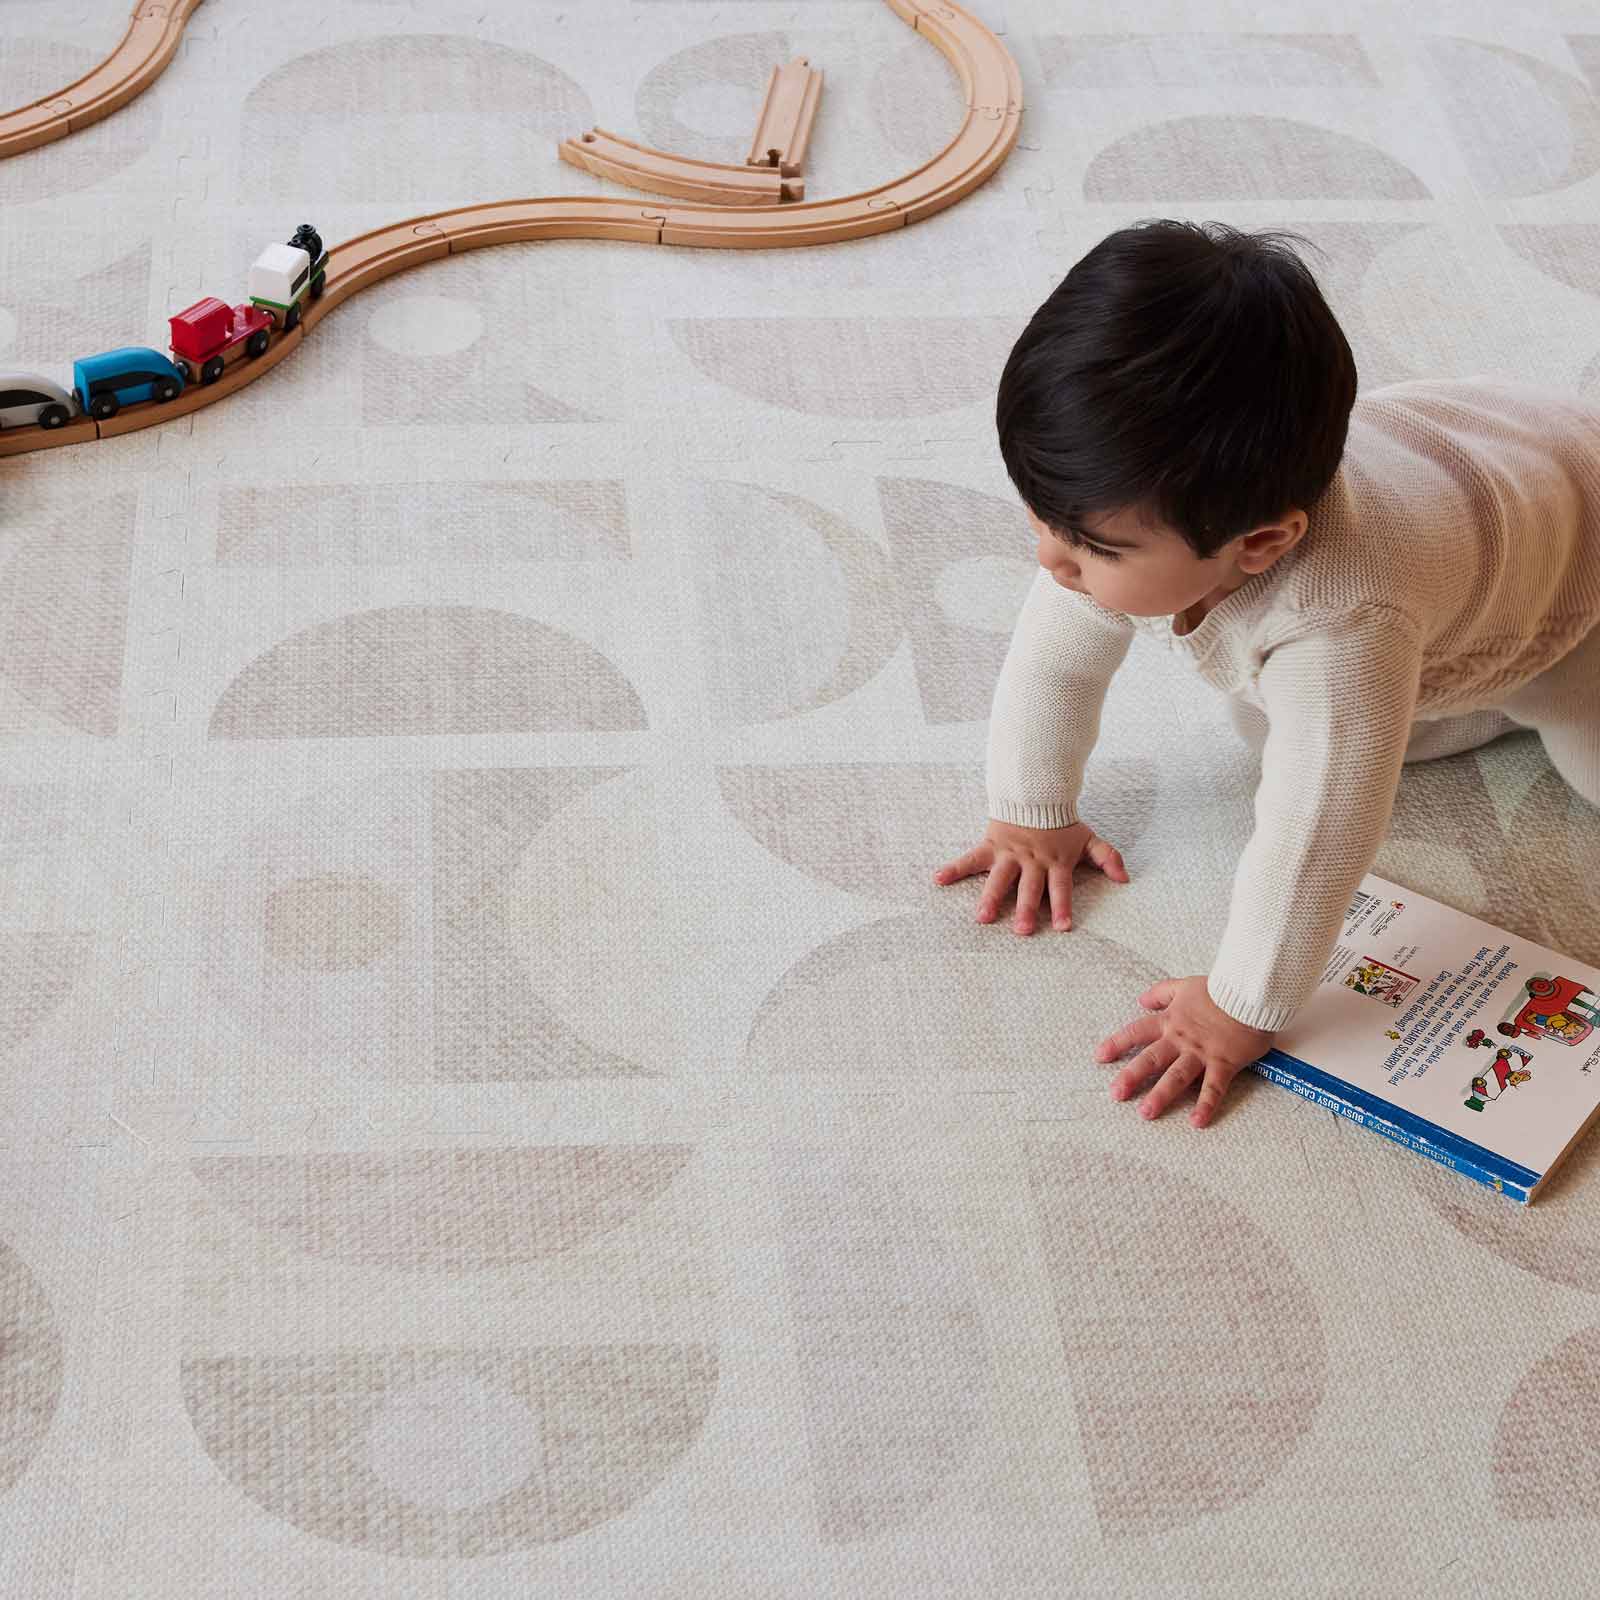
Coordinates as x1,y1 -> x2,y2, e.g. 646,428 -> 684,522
0,372 -> 80,430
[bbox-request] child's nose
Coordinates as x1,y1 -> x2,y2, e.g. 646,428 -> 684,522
1039,544 -> 1078,580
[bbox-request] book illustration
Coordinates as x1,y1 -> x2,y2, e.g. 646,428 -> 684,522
1344,957 -> 1419,1007
1265,872 -> 1600,1203
1463,1042 -> 1533,1113
1495,974 -> 1598,1046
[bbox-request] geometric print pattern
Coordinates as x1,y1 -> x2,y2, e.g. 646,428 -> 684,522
3,1 -> 1600,1592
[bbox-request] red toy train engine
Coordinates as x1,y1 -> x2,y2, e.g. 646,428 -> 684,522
168,296 -> 274,386
167,222 -> 326,385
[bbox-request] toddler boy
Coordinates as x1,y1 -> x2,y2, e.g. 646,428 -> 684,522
934,219 -> 1600,1128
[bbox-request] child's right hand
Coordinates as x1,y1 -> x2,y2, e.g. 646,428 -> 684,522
932,819 -> 1129,935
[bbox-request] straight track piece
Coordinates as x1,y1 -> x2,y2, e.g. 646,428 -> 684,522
745,58 -> 823,177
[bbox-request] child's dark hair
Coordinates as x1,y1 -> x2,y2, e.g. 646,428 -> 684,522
996,219 -> 1358,558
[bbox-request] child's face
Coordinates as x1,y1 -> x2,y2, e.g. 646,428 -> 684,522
1028,503 -> 1237,617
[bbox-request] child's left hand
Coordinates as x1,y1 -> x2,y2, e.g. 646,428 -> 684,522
1095,976 -> 1274,1128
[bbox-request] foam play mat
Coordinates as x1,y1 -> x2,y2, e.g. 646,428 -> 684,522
3,1 -> 1600,1592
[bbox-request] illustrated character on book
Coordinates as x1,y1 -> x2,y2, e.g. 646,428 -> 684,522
1344,957 -> 1418,1007
1495,975 -> 1598,1046
1462,1035 -> 1533,1112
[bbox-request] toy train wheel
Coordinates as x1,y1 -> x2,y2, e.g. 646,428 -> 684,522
1527,977 -> 1558,999
310,273 -> 325,301
245,328 -> 270,358
90,394 -> 118,420
283,302 -> 302,332
154,377 -> 181,402
201,356 -> 226,385
39,404 -> 69,429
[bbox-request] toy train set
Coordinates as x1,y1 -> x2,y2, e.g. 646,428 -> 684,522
0,1 -> 1022,459
0,223 -> 326,430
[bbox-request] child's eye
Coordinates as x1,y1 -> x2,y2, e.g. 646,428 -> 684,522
1054,524 -> 1124,562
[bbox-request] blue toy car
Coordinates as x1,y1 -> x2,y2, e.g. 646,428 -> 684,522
71,346 -> 186,421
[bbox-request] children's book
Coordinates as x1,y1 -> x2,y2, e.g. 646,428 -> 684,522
1250,873 -> 1600,1203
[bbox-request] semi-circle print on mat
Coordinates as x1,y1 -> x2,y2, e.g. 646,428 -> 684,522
689,480 -> 900,723
0,40 -> 161,203
745,917 -> 1167,1075
716,762 -> 995,904
0,1239 -> 65,1495
635,26 -> 967,195
1424,38 -> 1600,198
214,478 -> 631,567
0,492 -> 135,738
1493,1328 -> 1600,1519
358,251 -> 609,427
0,783 -> 128,1056
199,768 -> 648,1077
188,1146 -> 693,1268
1037,32 -> 1380,94
0,927 -> 94,1059
872,35 -> 987,167
1377,745 -> 1600,971
1488,761 -> 1600,968
2,245 -> 152,394
241,36 -> 594,202
1500,225 -> 1600,308
181,1344 -> 718,1554
635,30 -> 796,165
714,759 -> 1155,906
876,475 -> 1048,725
776,1144 -> 991,1542
208,606 -> 648,740
1024,1143 -> 1326,1539
1408,1148 -> 1600,1295
667,317 -> 1017,420
1082,115 -> 1430,202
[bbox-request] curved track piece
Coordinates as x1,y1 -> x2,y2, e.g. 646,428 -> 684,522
0,0 -> 204,158
0,1 -> 1020,458
559,128 -> 803,205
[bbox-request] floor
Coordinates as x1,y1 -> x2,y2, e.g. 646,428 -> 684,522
3,1 -> 1600,1594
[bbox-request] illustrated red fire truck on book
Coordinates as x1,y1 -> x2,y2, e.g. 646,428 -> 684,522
1495,974 -> 1598,1047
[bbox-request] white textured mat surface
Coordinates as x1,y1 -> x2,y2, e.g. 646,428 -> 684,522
3,2 -> 1600,1593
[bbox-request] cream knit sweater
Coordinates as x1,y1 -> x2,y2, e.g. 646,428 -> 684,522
985,375 -> 1600,1031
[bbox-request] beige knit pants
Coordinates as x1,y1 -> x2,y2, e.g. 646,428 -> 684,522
1228,620 -> 1600,807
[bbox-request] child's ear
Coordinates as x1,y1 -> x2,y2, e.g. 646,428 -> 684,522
1235,510 -> 1308,573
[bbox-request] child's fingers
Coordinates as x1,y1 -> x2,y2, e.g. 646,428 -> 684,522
1138,978 -> 1178,1011
1137,1052 -> 1204,1120
932,844 -> 991,885
1046,865 -> 1073,930
1012,863 -> 1046,935
1085,835 -> 1130,882
1108,1038 -> 1179,1102
1096,1010 -> 1164,1065
1189,1063 -> 1238,1129
975,856 -> 1020,923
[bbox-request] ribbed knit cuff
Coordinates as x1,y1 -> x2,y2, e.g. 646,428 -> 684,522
1206,975 -> 1300,1035
987,797 -> 1080,831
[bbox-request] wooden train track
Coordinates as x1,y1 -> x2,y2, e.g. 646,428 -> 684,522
0,0 -> 206,158
0,0 -> 1021,458
558,127 -> 806,205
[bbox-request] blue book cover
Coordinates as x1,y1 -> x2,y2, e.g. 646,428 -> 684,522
1249,874 -> 1600,1203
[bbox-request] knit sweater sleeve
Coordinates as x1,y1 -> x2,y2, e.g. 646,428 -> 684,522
985,570 -> 1135,830
1207,606 -> 1425,1033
